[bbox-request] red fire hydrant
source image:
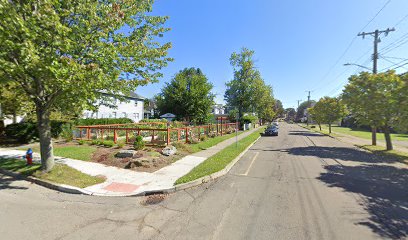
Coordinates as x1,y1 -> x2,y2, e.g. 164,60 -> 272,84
26,148 -> 33,165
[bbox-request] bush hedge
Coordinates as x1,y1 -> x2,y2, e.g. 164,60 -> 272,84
75,118 -> 133,126
5,120 -> 71,143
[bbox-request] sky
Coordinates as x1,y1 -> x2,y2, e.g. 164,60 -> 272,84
137,0 -> 408,109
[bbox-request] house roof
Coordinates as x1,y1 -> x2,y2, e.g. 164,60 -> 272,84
100,91 -> 145,101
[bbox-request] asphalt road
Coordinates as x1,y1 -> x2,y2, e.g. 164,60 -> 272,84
0,123 -> 407,240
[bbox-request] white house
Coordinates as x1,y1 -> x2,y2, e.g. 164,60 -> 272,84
212,104 -> 225,115
83,92 -> 145,123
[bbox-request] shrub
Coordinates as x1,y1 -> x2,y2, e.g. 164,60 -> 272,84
133,135 -> 145,150
116,141 -> 125,148
200,135 -> 207,142
5,122 -> 38,143
75,118 -> 133,126
78,140 -> 85,145
5,121 -> 72,143
103,140 -> 115,148
241,115 -> 258,124
208,132 -> 217,138
60,123 -> 73,141
90,140 -> 100,145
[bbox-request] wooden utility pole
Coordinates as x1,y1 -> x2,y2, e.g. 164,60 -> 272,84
358,28 -> 395,145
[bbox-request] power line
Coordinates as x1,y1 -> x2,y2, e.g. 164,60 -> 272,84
311,0 -> 392,91
380,58 -> 408,71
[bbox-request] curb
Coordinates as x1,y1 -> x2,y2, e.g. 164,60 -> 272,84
172,135 -> 262,192
0,128 -> 263,197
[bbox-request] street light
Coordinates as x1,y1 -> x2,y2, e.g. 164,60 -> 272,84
343,63 -> 372,72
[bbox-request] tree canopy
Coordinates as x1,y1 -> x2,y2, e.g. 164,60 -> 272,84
0,1 -> 172,171
156,68 -> 214,124
224,48 -> 275,122
309,96 -> 346,133
342,71 -> 404,150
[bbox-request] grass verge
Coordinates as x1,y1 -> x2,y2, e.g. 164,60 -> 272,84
359,145 -> 408,165
19,145 -> 97,161
0,158 -> 105,188
175,128 -> 264,185
189,131 -> 244,153
300,124 -> 408,141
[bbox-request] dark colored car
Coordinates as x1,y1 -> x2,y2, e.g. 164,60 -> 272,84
264,126 -> 279,136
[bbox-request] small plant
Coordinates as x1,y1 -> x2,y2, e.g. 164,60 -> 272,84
78,140 -> 85,145
90,139 -> 100,145
103,140 -> 115,148
208,132 -> 217,138
133,135 -> 145,150
200,135 -> 207,142
116,141 -> 125,148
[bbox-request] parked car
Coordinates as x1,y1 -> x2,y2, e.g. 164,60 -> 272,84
264,125 -> 279,136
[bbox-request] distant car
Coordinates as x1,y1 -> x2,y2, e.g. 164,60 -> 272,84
272,122 -> 279,127
264,125 -> 279,136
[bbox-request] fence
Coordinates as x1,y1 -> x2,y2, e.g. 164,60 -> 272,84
74,122 -> 238,146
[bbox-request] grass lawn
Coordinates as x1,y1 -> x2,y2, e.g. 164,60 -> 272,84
175,127 -> 264,185
0,158 -> 105,188
19,145 -> 98,161
189,131 -> 244,153
300,124 -> 408,141
359,145 -> 408,164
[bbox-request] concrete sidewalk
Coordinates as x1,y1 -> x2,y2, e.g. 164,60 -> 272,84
0,127 -> 261,196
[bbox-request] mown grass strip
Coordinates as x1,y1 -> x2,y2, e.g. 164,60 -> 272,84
190,131 -> 244,153
175,128 -> 264,185
0,158 -> 105,188
359,145 -> 408,165
19,145 -> 97,161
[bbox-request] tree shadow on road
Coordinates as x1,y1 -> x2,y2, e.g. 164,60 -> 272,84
287,146 -> 404,164
0,174 -> 28,190
288,131 -> 325,137
318,164 -> 408,239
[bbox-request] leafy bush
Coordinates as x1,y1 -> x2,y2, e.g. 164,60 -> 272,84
116,141 -> 125,148
102,140 -> 115,148
60,123 -> 73,141
75,118 -> 133,126
133,135 -> 145,150
78,140 -> 86,145
241,115 -> 258,124
5,122 -> 38,143
200,135 -> 207,142
5,121 -> 72,143
90,140 -> 100,145
140,118 -> 168,123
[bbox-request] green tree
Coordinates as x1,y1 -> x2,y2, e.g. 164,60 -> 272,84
296,100 -> 316,122
156,68 -> 214,124
225,48 -> 260,119
0,1 -> 171,171
342,71 -> 403,150
253,79 -> 276,122
225,48 -> 275,122
273,99 -> 284,118
309,97 -> 346,133
284,108 -> 296,122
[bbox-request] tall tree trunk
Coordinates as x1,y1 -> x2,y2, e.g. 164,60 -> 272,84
12,110 -> 17,124
318,123 -> 321,131
329,123 -> 332,134
371,126 -> 377,146
36,104 -> 54,172
383,125 -> 393,151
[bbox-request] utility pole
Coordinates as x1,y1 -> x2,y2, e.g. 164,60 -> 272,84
305,91 -> 312,126
358,28 -> 395,74
358,28 -> 395,145
297,100 -> 302,109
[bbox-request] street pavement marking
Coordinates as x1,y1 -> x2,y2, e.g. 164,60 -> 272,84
240,152 -> 259,176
